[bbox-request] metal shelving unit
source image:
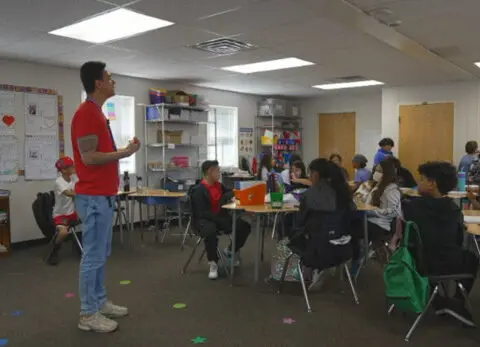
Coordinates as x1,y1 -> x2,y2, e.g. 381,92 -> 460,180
138,103 -> 217,189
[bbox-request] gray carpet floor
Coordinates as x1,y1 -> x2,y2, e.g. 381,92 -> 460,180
1,229 -> 479,347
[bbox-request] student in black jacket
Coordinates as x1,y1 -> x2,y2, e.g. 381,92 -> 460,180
403,161 -> 478,327
191,160 -> 251,280
391,157 -> 417,188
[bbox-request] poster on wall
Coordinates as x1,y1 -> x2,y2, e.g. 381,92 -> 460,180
0,135 -> 18,182
24,93 -> 59,136
24,135 -> 58,180
239,127 -> 254,160
0,91 -> 16,136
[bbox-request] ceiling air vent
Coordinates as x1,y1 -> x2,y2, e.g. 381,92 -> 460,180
189,38 -> 258,56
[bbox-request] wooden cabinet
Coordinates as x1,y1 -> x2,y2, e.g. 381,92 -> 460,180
0,190 -> 11,257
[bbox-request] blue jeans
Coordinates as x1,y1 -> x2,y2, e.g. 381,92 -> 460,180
75,195 -> 114,315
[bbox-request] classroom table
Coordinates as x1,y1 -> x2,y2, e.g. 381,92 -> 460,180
127,190 -> 186,249
462,210 -> 480,256
221,202 -> 299,285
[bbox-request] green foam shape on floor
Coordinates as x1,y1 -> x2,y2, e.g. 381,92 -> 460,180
119,280 -> 131,285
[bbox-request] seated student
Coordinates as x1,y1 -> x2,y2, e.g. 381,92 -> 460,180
352,158 -> 401,268
459,140 -> 478,174
352,154 -> 371,190
46,156 -> 79,265
404,162 -> 478,327
391,157 -> 417,188
290,158 -> 355,290
287,160 -> 309,192
192,160 -> 251,280
280,153 -> 302,186
373,138 -> 394,165
257,153 -> 273,181
329,153 -> 349,180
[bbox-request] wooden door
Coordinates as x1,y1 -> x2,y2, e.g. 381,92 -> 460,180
399,103 -> 454,180
318,112 -> 356,179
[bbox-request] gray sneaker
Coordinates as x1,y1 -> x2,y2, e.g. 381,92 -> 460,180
78,312 -> 118,333
100,301 -> 129,318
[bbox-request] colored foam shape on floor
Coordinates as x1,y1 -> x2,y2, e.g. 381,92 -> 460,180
191,336 -> 207,344
64,293 -> 75,298
10,310 -> 23,316
119,280 -> 131,285
0,338 -> 8,346
282,318 -> 296,324
172,303 -> 186,309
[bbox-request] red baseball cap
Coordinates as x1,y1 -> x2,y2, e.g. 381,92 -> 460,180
55,156 -> 74,171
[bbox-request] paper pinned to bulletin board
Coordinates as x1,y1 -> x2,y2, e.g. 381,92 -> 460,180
24,93 -> 58,136
239,127 -> 254,160
0,91 -> 16,136
24,135 -> 58,180
0,136 -> 18,182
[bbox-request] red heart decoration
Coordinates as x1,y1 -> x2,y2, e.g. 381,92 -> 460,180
2,115 -> 15,127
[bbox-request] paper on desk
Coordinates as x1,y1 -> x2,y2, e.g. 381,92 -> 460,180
464,215 -> 480,224
264,193 -> 299,204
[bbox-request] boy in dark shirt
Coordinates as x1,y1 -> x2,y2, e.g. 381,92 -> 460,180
191,160 -> 251,280
403,161 -> 478,327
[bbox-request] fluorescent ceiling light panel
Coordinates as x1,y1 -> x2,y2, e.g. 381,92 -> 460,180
474,62 -> 480,68
221,57 -> 314,74
313,80 -> 384,90
49,8 -> 174,44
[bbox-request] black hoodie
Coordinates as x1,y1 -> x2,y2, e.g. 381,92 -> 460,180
403,196 -> 464,272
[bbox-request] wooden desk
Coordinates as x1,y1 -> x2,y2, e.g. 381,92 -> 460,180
129,189 -> 186,198
463,210 -> 480,217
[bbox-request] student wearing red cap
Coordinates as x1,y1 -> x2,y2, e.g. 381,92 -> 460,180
46,156 -> 79,265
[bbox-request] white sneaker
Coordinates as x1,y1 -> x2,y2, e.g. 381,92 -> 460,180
78,312 -> 118,333
100,301 -> 129,318
308,270 -> 326,291
208,261 -> 218,280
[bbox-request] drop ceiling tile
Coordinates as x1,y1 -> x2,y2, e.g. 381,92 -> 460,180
112,25 -> 221,53
52,45 -> 138,67
0,34 -> 91,60
129,0 -> 265,25
201,48 -> 283,68
0,26 -> 42,48
0,0 -> 114,32
192,0 -> 317,36
97,0 -> 140,5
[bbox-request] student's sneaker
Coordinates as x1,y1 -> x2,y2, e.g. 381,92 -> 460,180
308,270 -> 326,291
438,300 -> 476,328
223,248 -> 241,267
100,301 -> 129,318
46,243 -> 61,266
208,261 -> 218,280
78,312 -> 118,333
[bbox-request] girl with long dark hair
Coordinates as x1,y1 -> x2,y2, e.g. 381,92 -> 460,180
257,153 -> 273,181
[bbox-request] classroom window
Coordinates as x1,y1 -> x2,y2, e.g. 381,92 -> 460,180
207,106 -> 239,168
81,93 -> 136,174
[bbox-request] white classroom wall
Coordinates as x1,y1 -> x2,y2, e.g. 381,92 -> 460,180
301,91 -> 382,166
0,59 -> 259,243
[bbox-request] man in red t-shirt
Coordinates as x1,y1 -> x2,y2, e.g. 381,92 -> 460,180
71,61 -> 140,333
191,160 -> 251,279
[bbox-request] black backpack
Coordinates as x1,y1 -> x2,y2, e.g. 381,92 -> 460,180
32,191 -> 56,239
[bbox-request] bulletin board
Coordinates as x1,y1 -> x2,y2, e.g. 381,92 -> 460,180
0,84 -> 64,182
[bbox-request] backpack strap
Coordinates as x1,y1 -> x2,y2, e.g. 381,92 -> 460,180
402,221 -> 422,247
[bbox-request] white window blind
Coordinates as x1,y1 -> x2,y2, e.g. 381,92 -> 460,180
81,93 -> 136,174
207,106 -> 238,168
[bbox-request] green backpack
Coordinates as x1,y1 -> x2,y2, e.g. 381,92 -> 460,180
384,221 -> 430,313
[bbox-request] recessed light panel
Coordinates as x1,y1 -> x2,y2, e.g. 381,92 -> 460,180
313,80 -> 384,90
49,8 -> 174,44
222,57 -> 314,74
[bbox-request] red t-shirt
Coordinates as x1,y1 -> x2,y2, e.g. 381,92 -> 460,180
202,179 -> 222,214
71,100 -> 119,196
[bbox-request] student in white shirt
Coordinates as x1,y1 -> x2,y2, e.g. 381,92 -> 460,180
46,156 -> 79,265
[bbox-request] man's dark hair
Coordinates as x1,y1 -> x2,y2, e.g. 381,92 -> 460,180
418,161 -> 457,195
465,141 -> 478,154
201,160 -> 219,176
378,138 -> 394,148
80,61 -> 106,94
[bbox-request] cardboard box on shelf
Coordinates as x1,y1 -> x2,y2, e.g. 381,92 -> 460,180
157,130 -> 183,144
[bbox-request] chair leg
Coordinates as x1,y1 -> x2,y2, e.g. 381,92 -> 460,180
404,285 -> 439,342
182,237 -> 202,274
217,248 -> 230,278
161,220 -> 170,243
276,253 -> 293,294
388,304 -> 395,315
457,282 -> 474,313
473,236 -> 480,257
70,228 -> 83,255
297,260 -> 312,313
181,219 -> 191,251
343,263 -> 359,304
271,213 -> 279,240
260,226 -> 265,262
198,249 -> 206,264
